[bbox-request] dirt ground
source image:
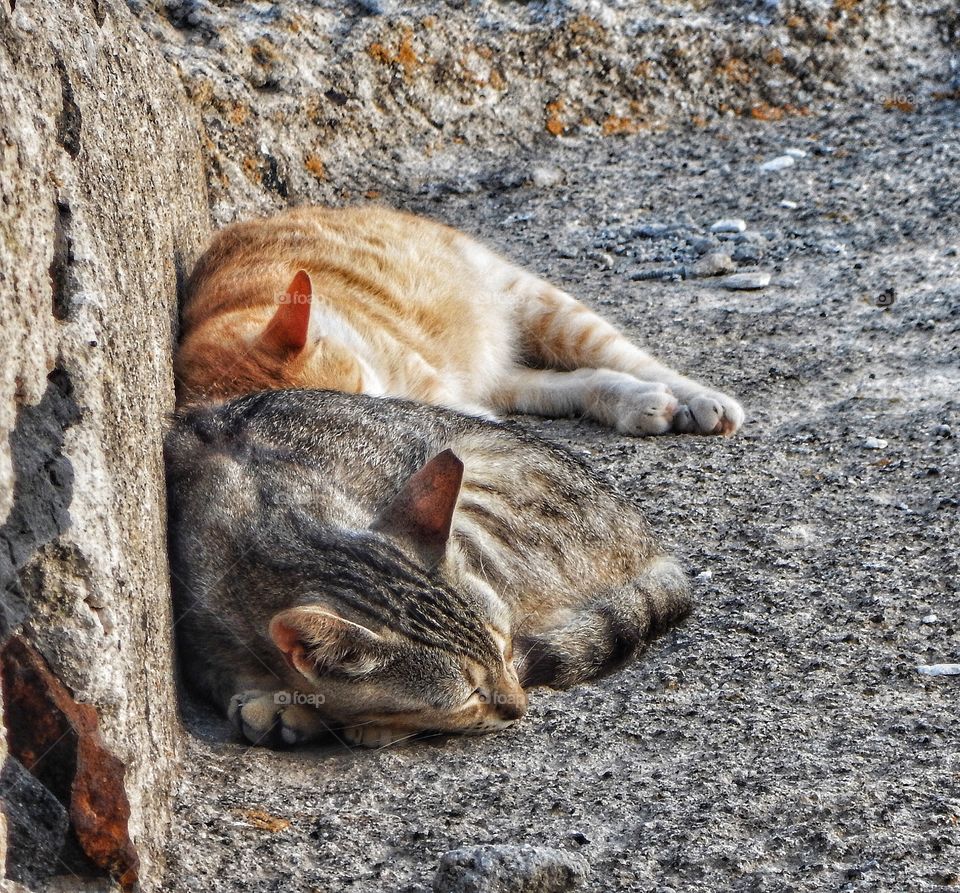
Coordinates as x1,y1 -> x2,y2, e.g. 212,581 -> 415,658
164,105 -> 959,892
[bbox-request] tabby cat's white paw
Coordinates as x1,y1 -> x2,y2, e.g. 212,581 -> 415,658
672,392 -> 744,436
228,690 -> 329,747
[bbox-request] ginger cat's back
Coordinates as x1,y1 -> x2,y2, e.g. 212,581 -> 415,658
178,207 -> 513,411
177,205 -> 744,437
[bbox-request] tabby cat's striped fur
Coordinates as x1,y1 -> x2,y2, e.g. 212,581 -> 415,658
165,389 -> 690,748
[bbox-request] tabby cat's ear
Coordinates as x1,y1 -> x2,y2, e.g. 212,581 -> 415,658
269,607 -> 383,678
371,449 -> 464,566
261,269 -> 313,353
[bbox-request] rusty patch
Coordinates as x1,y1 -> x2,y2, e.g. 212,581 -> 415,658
1,636 -> 139,890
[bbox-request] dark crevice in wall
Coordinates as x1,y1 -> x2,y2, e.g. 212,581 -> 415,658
54,58 -> 82,159
91,0 -> 106,28
0,366 -> 81,642
49,200 -> 76,321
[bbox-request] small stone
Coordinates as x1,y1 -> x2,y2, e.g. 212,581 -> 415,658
718,272 -> 771,290
921,614 -> 939,624
784,148 -> 807,158
917,664 -> 960,677
760,155 -> 795,172
780,199 -> 798,209
531,166 -> 564,188
731,242 -> 763,264
433,844 -> 589,893
690,252 -> 734,278
689,236 -> 718,255
629,266 -> 685,281
934,424 -> 952,438
710,218 -> 747,234
863,437 -> 888,450
593,252 -> 615,269
635,222 -> 680,238
696,570 -> 713,582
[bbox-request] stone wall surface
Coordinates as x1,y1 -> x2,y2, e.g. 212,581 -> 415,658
0,0 -> 209,889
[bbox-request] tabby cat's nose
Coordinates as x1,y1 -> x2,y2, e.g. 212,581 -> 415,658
497,691 -> 527,722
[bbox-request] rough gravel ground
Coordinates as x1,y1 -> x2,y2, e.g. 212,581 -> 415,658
164,106 -> 960,893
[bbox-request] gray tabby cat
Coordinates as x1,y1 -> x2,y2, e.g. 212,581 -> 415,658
165,388 -> 690,748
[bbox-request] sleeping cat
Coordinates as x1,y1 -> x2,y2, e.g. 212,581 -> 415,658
175,205 -> 743,436
165,389 -> 690,748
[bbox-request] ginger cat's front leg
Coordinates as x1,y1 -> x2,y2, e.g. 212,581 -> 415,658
494,368 -> 680,435
503,270 -> 744,435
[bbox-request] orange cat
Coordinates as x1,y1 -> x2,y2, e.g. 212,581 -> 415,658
176,206 -> 743,435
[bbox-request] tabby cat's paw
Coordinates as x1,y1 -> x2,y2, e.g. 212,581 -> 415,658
341,723 -> 413,749
228,690 -> 329,747
672,393 -> 743,436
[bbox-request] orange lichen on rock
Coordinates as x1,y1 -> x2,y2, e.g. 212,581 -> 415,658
883,97 -> 916,112
242,157 -> 262,183
228,103 -> 248,126
368,27 -> 421,78
601,115 -> 642,136
545,99 -> 566,136
765,48 -> 784,65
717,57 -> 752,85
750,102 -> 785,121
304,154 -> 326,180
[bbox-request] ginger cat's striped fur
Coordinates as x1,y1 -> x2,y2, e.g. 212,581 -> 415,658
176,206 -> 743,435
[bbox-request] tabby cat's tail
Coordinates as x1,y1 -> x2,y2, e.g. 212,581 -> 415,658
516,556 -> 691,690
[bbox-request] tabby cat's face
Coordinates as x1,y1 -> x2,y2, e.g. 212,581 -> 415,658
296,634 -> 528,739
268,534 -> 527,740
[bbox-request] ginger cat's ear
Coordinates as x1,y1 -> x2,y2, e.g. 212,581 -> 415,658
371,449 -> 464,566
261,269 -> 313,353
270,607 -> 383,678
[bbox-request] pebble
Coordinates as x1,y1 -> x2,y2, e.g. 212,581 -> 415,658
531,166 -> 564,188
629,266 -> 684,281
689,251 -> 734,278
710,218 -> 747,234
689,236 -> 718,255
934,424 -> 952,438
920,614 -> 939,624
434,845 -> 589,893
635,222 -> 680,238
863,436 -> 888,450
718,272 -> 771,290
916,664 -> 960,677
784,148 -> 808,159
759,155 -> 795,172
780,200 -> 798,209
732,242 -> 763,264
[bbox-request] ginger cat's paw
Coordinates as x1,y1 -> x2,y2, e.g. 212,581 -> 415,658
673,392 -> 744,436
228,690 -> 329,747
341,723 -> 413,749
612,388 -> 679,436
